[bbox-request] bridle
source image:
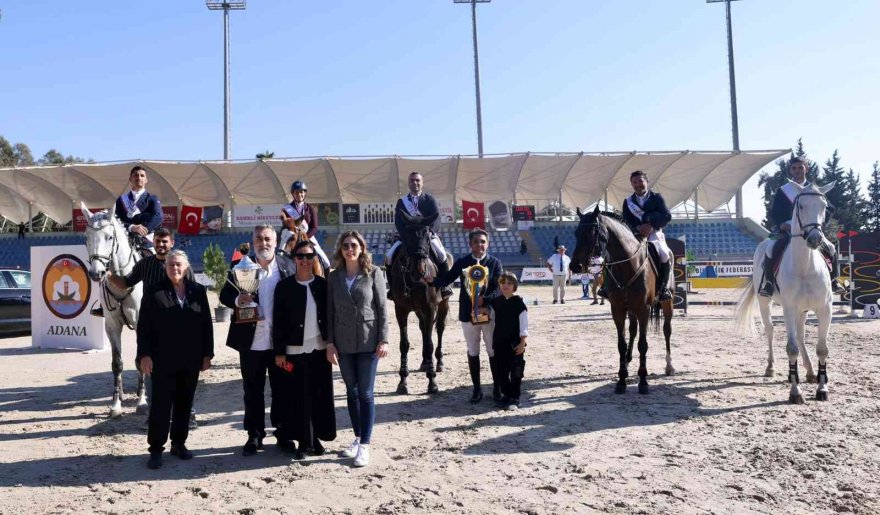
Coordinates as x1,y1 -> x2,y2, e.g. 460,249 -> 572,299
577,216 -> 649,290
792,191 -> 827,241
86,217 -> 137,328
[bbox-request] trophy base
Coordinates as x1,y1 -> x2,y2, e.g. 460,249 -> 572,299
234,306 -> 263,324
470,314 -> 490,325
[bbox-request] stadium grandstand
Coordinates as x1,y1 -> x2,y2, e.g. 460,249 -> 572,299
0,150 -> 787,273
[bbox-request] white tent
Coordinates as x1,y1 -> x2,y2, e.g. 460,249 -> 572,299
0,150 -> 788,224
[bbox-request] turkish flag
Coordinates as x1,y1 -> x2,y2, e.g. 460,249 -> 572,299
462,200 -> 485,230
177,205 -> 203,235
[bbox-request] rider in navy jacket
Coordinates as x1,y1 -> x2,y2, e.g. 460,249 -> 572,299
116,166 -> 163,251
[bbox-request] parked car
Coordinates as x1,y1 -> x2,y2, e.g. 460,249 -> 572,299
0,269 -> 31,334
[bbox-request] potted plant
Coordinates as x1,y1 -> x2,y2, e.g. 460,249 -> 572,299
202,243 -> 232,322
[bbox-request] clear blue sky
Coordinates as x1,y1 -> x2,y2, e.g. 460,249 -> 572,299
2,0 -> 878,221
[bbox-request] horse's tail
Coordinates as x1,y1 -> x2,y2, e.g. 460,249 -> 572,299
733,276 -> 759,337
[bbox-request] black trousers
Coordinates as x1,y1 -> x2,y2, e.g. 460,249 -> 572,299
277,349 -> 337,447
240,349 -> 284,440
493,341 -> 526,401
148,367 -> 200,453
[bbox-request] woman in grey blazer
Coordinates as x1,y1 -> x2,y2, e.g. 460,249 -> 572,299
326,230 -> 389,468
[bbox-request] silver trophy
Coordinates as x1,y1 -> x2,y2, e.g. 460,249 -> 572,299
228,255 -> 265,324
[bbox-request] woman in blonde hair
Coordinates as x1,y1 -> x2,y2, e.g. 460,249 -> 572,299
325,231 -> 388,467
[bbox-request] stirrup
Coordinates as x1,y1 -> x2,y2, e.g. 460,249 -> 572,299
90,301 -> 104,318
658,288 -> 672,301
758,280 -> 774,297
830,279 -> 844,294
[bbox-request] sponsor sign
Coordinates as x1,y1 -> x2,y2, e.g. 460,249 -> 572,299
362,202 -> 395,224
232,204 -> 285,228
316,203 -> 340,226
31,246 -> 106,350
513,205 -> 535,230
161,206 -> 178,229
438,200 -> 455,224
520,268 -> 554,282
342,204 -> 361,224
690,263 -> 754,278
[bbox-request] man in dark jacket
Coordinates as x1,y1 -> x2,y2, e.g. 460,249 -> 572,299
116,165 -> 164,254
386,172 -> 452,298
620,170 -> 673,301
759,156 -> 842,296
431,229 -> 504,404
220,224 -> 298,456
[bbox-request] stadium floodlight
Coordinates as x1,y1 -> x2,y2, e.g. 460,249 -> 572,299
707,0 -> 743,218
206,1 -> 247,160
454,0 -> 492,158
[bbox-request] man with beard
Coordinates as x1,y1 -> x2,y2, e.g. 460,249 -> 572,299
116,165 -> 163,255
220,224 -> 299,456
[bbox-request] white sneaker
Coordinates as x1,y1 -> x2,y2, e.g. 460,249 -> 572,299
341,437 -> 360,458
353,444 -> 370,467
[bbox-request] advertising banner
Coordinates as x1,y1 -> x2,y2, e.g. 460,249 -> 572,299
31,246 -> 107,350
437,200 -> 455,224
232,204 -> 285,228
72,209 -> 89,232
843,231 -> 880,309
315,203 -> 340,226
513,205 -> 535,230
520,267 -> 554,282
361,203 -> 395,224
161,206 -> 178,229
342,204 -> 361,224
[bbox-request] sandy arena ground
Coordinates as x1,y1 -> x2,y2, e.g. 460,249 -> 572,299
1,284 -> 878,514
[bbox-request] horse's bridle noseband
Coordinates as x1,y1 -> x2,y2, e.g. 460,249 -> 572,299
792,191 -> 827,241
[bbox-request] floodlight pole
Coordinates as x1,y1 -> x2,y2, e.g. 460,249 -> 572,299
708,0 -> 742,218
206,1 -> 246,160
455,0 -> 490,158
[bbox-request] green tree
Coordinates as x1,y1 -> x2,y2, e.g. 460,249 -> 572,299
13,143 -> 34,166
38,149 -> 91,165
820,150 -> 866,234
865,162 -> 880,232
758,139 -> 818,230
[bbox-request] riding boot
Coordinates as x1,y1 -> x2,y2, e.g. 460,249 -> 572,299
759,258 -> 776,297
488,357 -> 502,402
467,355 -> 483,404
823,242 -> 844,294
657,261 -> 672,301
436,260 -> 454,299
597,278 -> 609,300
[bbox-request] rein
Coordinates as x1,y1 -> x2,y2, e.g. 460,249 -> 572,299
792,191 -> 827,241
580,218 -> 650,290
87,218 -> 137,329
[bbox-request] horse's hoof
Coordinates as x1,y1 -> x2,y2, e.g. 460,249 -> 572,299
135,403 -> 150,415
764,367 -> 775,378
665,365 -> 675,376
396,383 -> 409,395
614,383 -> 627,394
436,362 -> 444,373
638,382 -> 649,395
427,382 -> 439,395
109,407 -> 124,418
815,390 -> 829,401
789,394 -> 805,405
805,372 -> 817,384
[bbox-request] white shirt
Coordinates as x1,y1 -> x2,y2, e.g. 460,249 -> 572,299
286,277 -> 327,355
247,257 -> 281,351
125,188 -> 147,232
547,253 -> 571,276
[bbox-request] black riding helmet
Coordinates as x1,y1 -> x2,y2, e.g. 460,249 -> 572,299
290,180 -> 307,192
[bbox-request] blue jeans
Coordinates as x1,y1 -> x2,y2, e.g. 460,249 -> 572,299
338,351 -> 379,445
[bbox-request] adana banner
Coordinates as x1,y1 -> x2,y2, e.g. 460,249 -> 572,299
31,245 -> 107,350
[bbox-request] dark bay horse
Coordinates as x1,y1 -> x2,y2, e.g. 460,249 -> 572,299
570,206 -> 675,394
389,212 -> 449,395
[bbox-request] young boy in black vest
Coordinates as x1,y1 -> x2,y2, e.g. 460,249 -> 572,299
490,272 -> 529,410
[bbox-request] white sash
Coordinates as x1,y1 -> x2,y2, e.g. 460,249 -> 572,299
402,194 -> 422,217
626,194 -> 646,222
122,191 -> 142,219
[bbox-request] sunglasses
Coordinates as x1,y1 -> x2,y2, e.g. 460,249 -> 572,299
294,253 -> 316,260
341,242 -> 359,250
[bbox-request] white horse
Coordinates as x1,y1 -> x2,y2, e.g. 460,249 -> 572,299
735,182 -> 835,404
82,202 -> 148,417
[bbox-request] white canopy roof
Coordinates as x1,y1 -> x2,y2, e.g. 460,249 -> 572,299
0,150 -> 787,224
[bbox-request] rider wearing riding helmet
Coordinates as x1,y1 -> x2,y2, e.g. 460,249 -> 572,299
759,156 -> 842,297
280,181 -> 330,269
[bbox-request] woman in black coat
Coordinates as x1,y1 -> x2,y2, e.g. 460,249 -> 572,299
273,240 -> 336,459
137,250 -> 213,469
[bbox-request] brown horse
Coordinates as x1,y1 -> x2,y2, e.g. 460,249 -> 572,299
280,213 -> 324,277
570,205 -> 674,394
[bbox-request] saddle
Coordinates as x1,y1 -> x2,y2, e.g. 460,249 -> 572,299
768,232 -> 832,275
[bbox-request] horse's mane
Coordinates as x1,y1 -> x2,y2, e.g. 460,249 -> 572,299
87,211 -> 119,230
598,211 -> 628,226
